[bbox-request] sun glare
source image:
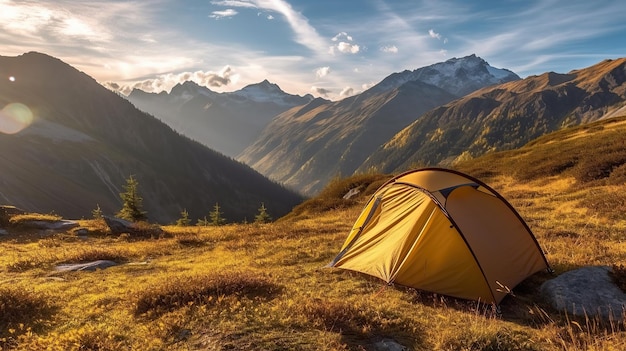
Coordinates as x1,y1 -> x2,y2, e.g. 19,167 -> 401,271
9,76 -> 15,82
0,103 -> 34,134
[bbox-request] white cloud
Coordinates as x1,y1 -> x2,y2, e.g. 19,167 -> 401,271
339,87 -> 354,98
332,32 -> 353,42
209,9 -> 238,19
211,0 -> 257,8
328,32 -> 360,55
108,65 -> 237,95
362,82 -> 375,90
380,45 -> 398,53
311,86 -> 331,97
428,29 -> 441,40
267,14 -> 274,20
315,66 -> 330,78
334,42 -> 360,54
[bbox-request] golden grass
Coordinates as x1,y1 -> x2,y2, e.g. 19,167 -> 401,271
2,169 -> 626,349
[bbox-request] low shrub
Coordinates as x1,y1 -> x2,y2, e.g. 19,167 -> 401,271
8,213 -> 62,226
60,248 -> 129,264
284,173 -> 391,219
134,271 -> 283,318
0,287 -> 56,339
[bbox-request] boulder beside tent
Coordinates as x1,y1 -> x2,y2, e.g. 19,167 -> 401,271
329,168 -> 550,305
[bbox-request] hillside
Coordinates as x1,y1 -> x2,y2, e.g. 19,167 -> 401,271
239,55 -> 518,195
359,57 -> 626,173
127,80 -> 314,157
2,114 -> 626,350
0,52 -> 303,223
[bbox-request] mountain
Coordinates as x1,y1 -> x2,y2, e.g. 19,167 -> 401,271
369,54 -> 519,96
238,55 -> 520,195
126,79 -> 314,157
358,57 -> 626,174
0,52 -> 303,223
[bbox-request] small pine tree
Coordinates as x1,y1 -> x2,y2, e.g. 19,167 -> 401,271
209,202 -> 226,226
116,175 -> 147,222
92,204 -> 103,220
196,216 -> 209,226
254,202 -> 272,224
176,208 -> 191,226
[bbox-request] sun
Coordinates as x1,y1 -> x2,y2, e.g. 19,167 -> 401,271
0,103 -> 34,134
9,76 -> 15,82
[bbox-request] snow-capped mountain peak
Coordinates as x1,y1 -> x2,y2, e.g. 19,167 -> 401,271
232,80 -> 286,102
371,54 -> 520,96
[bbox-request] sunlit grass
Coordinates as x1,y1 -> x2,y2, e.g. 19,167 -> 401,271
3,114 -> 626,350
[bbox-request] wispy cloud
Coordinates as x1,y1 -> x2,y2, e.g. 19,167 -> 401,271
211,0 -> 328,55
311,86 -> 331,97
339,86 -> 355,98
380,45 -> 398,53
209,9 -> 238,19
428,29 -> 441,40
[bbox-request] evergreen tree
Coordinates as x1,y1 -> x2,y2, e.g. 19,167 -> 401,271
176,208 -> 191,226
254,202 -> 272,224
196,216 -> 209,226
209,202 -> 226,226
116,175 -> 147,222
92,204 -> 103,220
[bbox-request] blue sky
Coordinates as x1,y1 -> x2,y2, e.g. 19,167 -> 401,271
1,0 -> 624,100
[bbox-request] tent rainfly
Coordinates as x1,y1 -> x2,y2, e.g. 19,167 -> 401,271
329,168 -> 550,305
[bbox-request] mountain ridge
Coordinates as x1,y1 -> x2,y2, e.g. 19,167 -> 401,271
358,57 -> 626,173
126,78 -> 314,157
238,54 -> 521,195
0,51 -> 303,223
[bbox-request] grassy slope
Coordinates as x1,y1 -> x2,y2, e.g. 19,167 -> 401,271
2,117 -> 626,350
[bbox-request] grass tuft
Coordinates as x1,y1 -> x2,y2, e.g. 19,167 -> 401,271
283,173 -> 390,220
8,213 -> 62,226
0,287 -> 57,341
61,248 -> 129,264
134,271 -> 283,318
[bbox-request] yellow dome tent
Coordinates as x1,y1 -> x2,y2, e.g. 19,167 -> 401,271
329,168 -> 550,304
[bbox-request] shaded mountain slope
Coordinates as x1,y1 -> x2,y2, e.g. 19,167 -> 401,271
127,80 -> 313,157
359,57 -> 626,173
0,52 -> 303,223
239,55 -> 518,195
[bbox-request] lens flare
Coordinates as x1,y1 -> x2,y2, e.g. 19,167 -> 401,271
0,103 -> 34,134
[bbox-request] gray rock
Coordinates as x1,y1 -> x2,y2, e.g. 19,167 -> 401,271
55,260 -> 118,272
343,188 -> 361,200
75,228 -> 89,236
103,216 -> 163,236
103,216 -> 135,234
540,266 -> 626,321
0,228 -> 8,235
24,220 -> 79,230
374,339 -> 407,351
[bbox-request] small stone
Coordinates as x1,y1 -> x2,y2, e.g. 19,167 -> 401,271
54,260 -> 118,272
